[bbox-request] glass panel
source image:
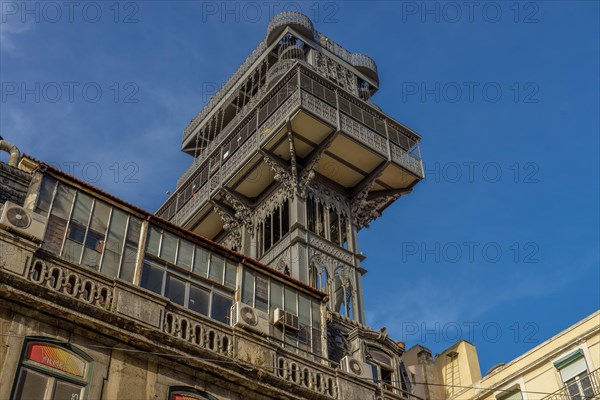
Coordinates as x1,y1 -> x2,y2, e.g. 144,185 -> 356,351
160,232 -> 177,263
53,379 -> 84,400
284,288 -> 297,314
146,225 -> 161,256
35,176 -> 56,217
340,214 -> 348,249
270,281 -> 283,311
71,192 -> 93,224
312,302 -> 321,328
273,206 -> 281,243
298,295 -> 311,326
62,240 -> 83,264
14,368 -> 50,399
211,292 -> 232,324
44,215 -> 68,255
177,240 -> 194,269
264,215 -> 272,251
165,274 -> 186,306
101,250 -> 121,278
193,246 -> 210,277
224,261 -> 237,289
52,184 -> 75,220
81,247 -> 101,269
312,327 -> 322,356
307,197 -> 316,233
120,247 -> 137,283
282,200 -> 290,234
88,201 -> 110,241
67,221 -> 86,244
105,209 -> 127,253
329,209 -> 340,245
140,261 -> 164,295
188,285 -> 210,316
120,218 -> 141,282
317,202 -> 325,237
209,254 -> 224,283
242,269 -> 254,306
255,274 -> 269,312
43,184 -> 75,254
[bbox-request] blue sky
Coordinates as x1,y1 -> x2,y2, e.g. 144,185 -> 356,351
1,1 -> 598,374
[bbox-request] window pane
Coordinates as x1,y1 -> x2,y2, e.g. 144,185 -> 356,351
53,379 -> 84,400
282,200 -> 290,234
120,246 -> 137,283
101,250 -> 121,277
71,192 -> 93,224
255,274 -> 269,312
105,209 -> 127,253
312,302 -> 321,328
188,285 -> 210,316
329,209 -> 340,245
81,247 -> 101,269
146,226 -> 161,256
298,294 -> 311,325
284,288 -> 297,314
52,184 -> 75,220
160,232 -> 177,263
35,176 -> 56,217
224,261 -> 237,289
193,246 -> 209,277
43,184 -> 75,255
270,282 -> 283,310
14,368 -> 50,399
273,206 -> 281,243
165,274 -> 186,306
67,220 -> 87,244
209,254 -> 224,283
242,269 -> 254,306
89,201 -> 110,236
211,292 -> 232,324
120,217 -> 141,282
140,261 -> 164,294
264,215 -> 272,251
177,240 -> 194,269
62,239 -> 83,264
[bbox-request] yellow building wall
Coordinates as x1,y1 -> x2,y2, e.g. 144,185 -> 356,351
438,311 -> 600,400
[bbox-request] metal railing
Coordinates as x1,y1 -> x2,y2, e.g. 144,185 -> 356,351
542,368 -> 600,400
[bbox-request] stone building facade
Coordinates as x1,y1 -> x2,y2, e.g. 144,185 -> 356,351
0,12 -> 426,400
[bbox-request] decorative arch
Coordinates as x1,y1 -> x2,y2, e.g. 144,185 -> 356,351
334,266 -> 354,319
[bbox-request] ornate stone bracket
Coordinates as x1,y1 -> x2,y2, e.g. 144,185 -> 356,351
350,165 -> 398,229
223,191 -> 254,233
213,204 -> 242,250
263,156 -> 295,199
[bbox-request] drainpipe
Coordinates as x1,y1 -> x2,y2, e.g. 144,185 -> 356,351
0,137 -> 21,167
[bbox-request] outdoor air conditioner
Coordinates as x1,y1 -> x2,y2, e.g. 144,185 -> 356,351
273,308 -> 299,331
230,302 -> 270,335
0,202 -> 47,242
340,355 -> 374,381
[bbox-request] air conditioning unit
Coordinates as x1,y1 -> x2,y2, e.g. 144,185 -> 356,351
0,202 -> 47,242
340,356 -> 374,381
230,302 -> 269,335
273,308 -> 299,331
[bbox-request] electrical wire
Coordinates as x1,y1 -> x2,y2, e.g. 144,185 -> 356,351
0,333 -> 564,398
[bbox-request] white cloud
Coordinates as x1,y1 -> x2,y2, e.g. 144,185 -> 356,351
0,16 -> 34,54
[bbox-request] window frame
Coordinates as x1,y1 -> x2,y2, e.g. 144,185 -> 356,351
11,337 -> 93,400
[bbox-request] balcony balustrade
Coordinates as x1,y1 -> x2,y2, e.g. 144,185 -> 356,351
162,63 -> 424,226
0,245 -> 396,400
542,368 -> 600,400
